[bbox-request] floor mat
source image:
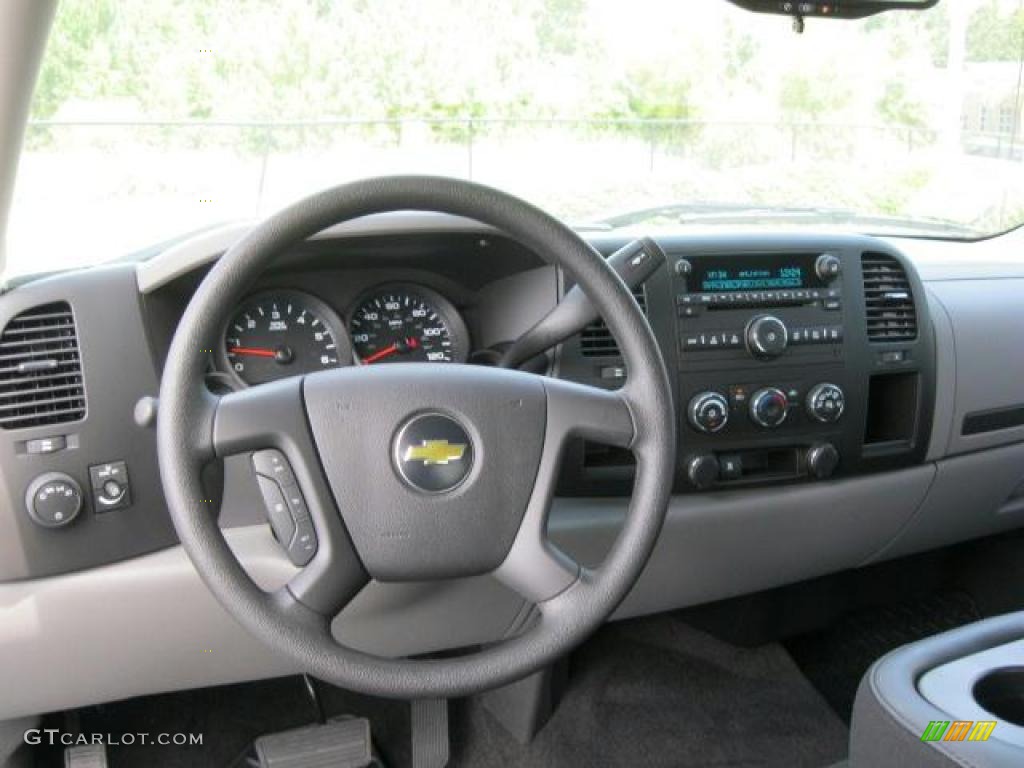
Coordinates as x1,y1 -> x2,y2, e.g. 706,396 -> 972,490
452,615 -> 849,768
786,590 -> 982,723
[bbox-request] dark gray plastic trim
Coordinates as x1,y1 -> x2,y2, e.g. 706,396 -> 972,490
135,213 -> 501,294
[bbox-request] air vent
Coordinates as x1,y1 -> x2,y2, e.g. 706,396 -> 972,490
861,253 -> 917,342
580,286 -> 648,357
0,302 -> 86,430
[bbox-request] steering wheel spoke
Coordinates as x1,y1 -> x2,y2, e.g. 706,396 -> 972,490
212,377 -> 369,617
542,377 -> 635,449
494,377 -> 635,604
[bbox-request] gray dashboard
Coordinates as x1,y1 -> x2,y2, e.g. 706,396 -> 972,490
0,215 -> 1022,720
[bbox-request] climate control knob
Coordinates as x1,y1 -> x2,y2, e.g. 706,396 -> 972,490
806,442 -> 840,480
806,382 -> 845,423
688,391 -> 729,434
745,315 -> 788,359
749,387 -> 789,428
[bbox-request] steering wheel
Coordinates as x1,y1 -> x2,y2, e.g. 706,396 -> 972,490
157,176 -> 675,698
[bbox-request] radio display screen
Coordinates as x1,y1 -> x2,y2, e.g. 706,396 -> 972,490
691,253 -> 820,293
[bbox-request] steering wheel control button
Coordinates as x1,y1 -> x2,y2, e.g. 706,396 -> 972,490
257,476 -> 297,548
749,387 -> 789,428
288,518 -> 317,566
393,413 -> 474,494
26,473 -> 83,528
745,315 -> 788,359
252,449 -> 297,488
806,382 -> 845,423
88,461 -> 132,512
251,452 -> 317,565
687,391 -> 729,434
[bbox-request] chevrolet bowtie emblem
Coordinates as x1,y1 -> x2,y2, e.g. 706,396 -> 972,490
403,439 -> 467,466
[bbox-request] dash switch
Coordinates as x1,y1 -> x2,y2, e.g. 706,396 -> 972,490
88,461 -> 131,512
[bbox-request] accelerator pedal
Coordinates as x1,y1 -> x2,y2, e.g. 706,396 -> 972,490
254,718 -> 373,768
64,744 -> 108,768
411,699 -> 449,768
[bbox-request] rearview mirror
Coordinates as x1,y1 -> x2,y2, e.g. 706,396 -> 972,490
727,0 -> 939,24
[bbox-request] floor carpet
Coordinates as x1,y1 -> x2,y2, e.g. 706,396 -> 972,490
34,615 -> 849,768
786,591 -> 982,723
451,615 -> 849,767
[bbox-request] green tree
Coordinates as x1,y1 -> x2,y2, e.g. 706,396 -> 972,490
967,1 -> 1024,62
877,80 -> 926,130
779,73 -> 850,121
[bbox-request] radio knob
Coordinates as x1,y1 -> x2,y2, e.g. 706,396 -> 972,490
749,387 -> 789,428
806,382 -> 845,423
815,253 -> 842,283
687,454 -> 720,490
806,442 -> 840,480
745,315 -> 788,359
688,392 -> 729,434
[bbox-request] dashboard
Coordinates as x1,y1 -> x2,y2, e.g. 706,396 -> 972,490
1,212 -> 1024,719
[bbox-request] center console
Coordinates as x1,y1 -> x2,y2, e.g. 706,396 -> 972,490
669,236 -> 935,491
674,248 -> 851,489
560,233 -> 936,494
851,610 -> 1024,767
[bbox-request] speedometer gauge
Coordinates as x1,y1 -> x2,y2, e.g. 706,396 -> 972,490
222,290 -> 351,386
349,284 -> 470,365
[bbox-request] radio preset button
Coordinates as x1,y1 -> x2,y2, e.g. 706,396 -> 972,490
678,304 -> 703,318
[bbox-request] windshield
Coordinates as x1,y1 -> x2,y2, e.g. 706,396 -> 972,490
8,0 -> 1024,276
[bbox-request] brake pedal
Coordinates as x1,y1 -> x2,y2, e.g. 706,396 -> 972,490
254,718 -> 372,768
64,744 -> 108,768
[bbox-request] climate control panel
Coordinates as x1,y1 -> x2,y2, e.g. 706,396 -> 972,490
688,382 -> 845,434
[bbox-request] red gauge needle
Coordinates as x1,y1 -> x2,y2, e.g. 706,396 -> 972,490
229,346 -> 277,358
362,344 -> 399,364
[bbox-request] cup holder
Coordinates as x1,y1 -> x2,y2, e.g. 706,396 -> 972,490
973,667 -> 1024,726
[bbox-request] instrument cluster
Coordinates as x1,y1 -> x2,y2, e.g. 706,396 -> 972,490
220,282 -> 469,387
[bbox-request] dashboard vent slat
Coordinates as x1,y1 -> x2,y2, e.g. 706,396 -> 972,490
860,253 -> 917,343
0,302 -> 86,430
580,285 -> 648,358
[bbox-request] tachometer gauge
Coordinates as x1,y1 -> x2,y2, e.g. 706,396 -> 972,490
349,284 -> 470,365
222,290 -> 351,386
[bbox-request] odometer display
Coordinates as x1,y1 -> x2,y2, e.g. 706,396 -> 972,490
349,285 -> 469,365
223,290 -> 351,386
